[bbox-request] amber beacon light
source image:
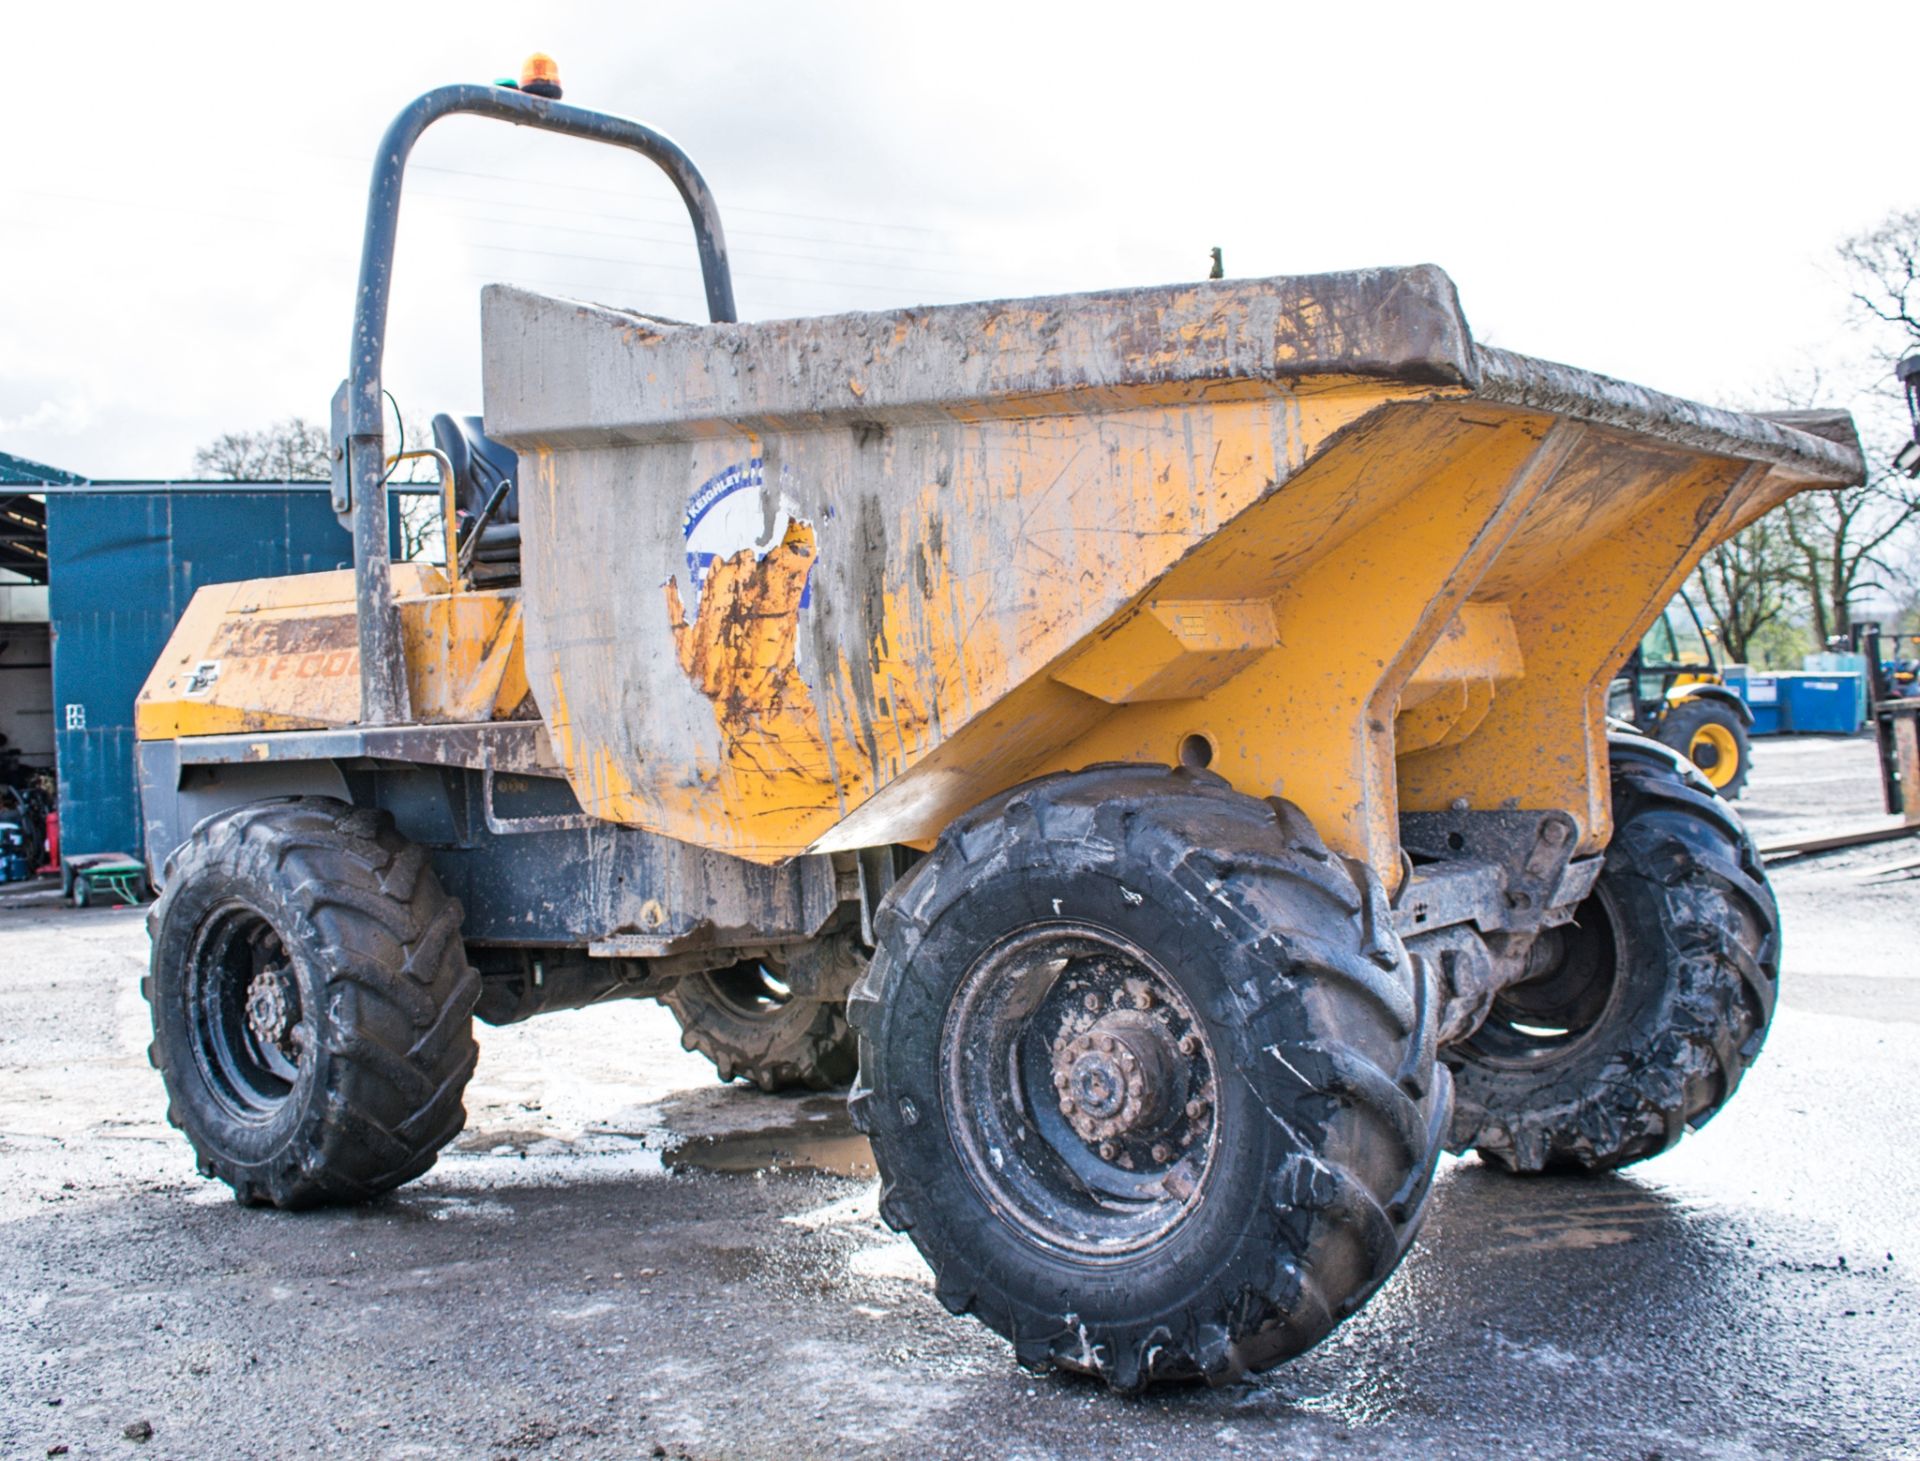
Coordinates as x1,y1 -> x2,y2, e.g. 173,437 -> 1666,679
518,53 -> 563,99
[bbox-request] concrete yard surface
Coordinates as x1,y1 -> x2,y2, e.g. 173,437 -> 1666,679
2,733 -> 1918,1459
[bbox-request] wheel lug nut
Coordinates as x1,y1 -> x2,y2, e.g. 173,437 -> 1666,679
1083,993 -> 1101,1012
1178,1034 -> 1200,1056
1098,1142 -> 1116,1161
1151,1143 -> 1172,1163
1128,1077 -> 1144,1097
1133,990 -> 1153,1010
1186,1097 -> 1209,1120
1053,1071 -> 1069,1089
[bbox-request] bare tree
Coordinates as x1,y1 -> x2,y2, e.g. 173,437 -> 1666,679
1839,207 -> 1920,361
395,490 -> 445,564
1691,512 -> 1796,663
192,418 -> 331,480
1779,477 -> 1920,644
1768,210 -> 1920,643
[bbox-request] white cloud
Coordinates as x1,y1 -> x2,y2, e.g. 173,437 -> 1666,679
0,398 -> 93,437
0,0 -> 1913,478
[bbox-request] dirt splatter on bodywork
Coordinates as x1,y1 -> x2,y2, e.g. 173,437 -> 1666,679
478,268 -> 1860,875
666,517 -> 822,757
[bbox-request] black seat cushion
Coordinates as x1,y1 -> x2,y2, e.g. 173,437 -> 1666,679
431,414 -> 520,527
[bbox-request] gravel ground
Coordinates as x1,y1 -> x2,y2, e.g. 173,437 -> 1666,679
2,733 -> 1917,1460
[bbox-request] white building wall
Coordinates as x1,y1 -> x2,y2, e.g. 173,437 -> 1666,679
0,580 -> 50,622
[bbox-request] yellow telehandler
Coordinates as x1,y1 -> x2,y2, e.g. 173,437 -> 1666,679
134,67 -> 1862,1390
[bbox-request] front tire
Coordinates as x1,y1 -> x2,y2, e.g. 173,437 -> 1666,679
850,766 -> 1448,1390
145,799 -> 479,1208
1446,736 -> 1777,1174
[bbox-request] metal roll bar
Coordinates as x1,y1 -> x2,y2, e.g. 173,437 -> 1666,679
336,82 -> 737,726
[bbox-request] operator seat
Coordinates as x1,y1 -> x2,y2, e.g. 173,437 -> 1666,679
431,413 -> 521,584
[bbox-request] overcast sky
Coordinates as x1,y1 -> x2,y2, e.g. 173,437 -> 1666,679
2,1 -> 1912,479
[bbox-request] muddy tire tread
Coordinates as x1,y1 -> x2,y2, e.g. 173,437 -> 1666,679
1447,735 -> 1777,1174
661,970 -> 857,1093
145,799 -> 478,1208
849,764 -> 1448,1390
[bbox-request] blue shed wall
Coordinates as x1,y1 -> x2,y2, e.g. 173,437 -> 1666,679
47,488 -> 354,859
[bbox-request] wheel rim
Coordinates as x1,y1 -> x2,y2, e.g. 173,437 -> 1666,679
186,901 -> 307,1122
704,959 -> 795,1020
1687,721 -> 1740,787
1466,883 -> 1625,1067
940,923 -> 1220,1260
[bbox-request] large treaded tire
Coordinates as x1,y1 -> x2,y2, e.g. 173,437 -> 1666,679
662,957 -> 858,1093
849,765 -> 1449,1391
1446,736 -> 1778,1174
1657,696 -> 1751,800
145,799 -> 479,1208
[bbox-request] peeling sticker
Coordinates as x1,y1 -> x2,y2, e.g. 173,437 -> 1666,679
665,459 -> 821,745
680,458 -> 813,612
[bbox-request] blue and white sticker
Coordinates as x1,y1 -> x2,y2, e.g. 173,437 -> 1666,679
681,458 -> 813,610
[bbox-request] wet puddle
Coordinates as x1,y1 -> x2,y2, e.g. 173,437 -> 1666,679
664,1098 -> 875,1178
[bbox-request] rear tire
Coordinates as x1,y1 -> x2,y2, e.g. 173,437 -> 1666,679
1657,697 -> 1751,800
145,799 -> 479,1208
1446,736 -> 1777,1174
850,765 -> 1448,1390
662,955 -> 857,1092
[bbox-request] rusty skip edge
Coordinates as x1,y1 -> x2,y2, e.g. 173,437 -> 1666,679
1471,347 -> 1863,485
479,265 -> 1863,486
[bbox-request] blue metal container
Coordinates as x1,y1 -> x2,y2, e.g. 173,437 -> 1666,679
1731,670 -> 1784,736
45,485 -> 355,859
1803,651 -> 1871,724
1780,672 -> 1865,735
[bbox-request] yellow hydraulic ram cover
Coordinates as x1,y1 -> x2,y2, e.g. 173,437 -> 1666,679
466,265 -> 1859,869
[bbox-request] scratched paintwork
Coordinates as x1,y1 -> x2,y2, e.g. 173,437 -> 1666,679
137,566 -> 532,738
141,266 -> 1862,881
474,267 -> 1860,871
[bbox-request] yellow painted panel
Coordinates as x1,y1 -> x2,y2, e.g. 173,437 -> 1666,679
138,566 -> 530,739
1031,409 -> 1582,873
1399,451 -> 1769,849
527,378 -> 1450,861
1052,599 -> 1277,704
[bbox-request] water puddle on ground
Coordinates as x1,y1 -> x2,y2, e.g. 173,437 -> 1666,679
664,1097 -> 875,1178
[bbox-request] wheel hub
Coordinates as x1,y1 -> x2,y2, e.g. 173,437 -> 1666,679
1055,1013 -> 1176,1142
245,966 -> 295,1050
1040,973 -> 1216,1174
943,927 -> 1222,1256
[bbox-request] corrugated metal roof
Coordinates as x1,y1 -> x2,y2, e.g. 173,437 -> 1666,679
0,451 -> 78,584
0,449 -> 86,486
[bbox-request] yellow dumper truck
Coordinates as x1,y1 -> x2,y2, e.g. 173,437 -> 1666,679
134,73 -> 1863,1390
